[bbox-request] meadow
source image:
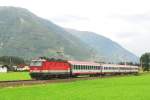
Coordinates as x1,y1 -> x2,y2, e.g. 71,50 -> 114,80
0,72 -> 31,81
0,73 -> 150,100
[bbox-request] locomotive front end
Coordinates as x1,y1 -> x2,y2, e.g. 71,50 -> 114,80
29,59 -> 46,79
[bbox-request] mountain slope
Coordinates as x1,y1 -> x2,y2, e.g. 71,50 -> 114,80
0,7 -> 139,63
66,29 -> 139,63
0,7 -> 91,60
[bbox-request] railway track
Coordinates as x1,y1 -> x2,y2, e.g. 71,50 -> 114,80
0,76 -> 104,88
0,74 -> 139,88
0,78 -> 76,88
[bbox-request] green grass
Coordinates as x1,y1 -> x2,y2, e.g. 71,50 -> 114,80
0,73 -> 150,100
0,72 -> 31,81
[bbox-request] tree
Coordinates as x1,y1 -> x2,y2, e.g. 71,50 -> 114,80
0,56 -> 25,65
140,53 -> 150,71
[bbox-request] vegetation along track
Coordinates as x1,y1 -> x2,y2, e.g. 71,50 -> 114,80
0,74 -> 139,88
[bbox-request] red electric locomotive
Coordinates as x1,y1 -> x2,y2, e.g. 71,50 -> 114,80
30,59 -> 71,79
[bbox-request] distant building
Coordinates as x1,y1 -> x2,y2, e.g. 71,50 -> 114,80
0,65 -> 7,73
16,65 -> 29,71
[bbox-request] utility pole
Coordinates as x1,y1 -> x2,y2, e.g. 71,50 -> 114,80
9,56 -> 12,66
56,47 -> 64,59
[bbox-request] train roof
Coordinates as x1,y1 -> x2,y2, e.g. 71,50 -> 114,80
31,59 -> 139,68
31,59 -> 46,62
68,61 -> 100,66
101,64 -> 139,68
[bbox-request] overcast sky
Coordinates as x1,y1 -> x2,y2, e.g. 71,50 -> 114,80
0,0 -> 150,56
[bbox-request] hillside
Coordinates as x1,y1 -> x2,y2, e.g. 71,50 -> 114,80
0,7 -> 139,63
0,7 -> 91,60
66,29 -> 139,63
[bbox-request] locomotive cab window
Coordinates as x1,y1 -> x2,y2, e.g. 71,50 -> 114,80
30,61 -> 43,66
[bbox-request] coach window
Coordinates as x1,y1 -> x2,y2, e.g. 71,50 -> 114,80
96,66 -> 98,70
76,65 -> 78,70
95,66 -> 97,70
79,65 -> 81,70
96,66 -> 97,70
92,66 -> 93,70
75,65 -> 77,70
77,65 -> 79,70
73,65 -> 75,70
92,66 -> 94,70
94,66 -> 96,70
78,65 -> 80,70
81,65 -> 83,70
74,65 -> 76,70
89,66 -> 91,70
82,66 -> 84,70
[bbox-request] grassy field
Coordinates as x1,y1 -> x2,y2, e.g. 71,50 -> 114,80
0,73 -> 150,100
0,72 -> 31,81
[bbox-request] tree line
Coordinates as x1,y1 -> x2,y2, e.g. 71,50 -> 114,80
0,54 -> 149,71
0,56 -> 27,66
140,52 -> 150,71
